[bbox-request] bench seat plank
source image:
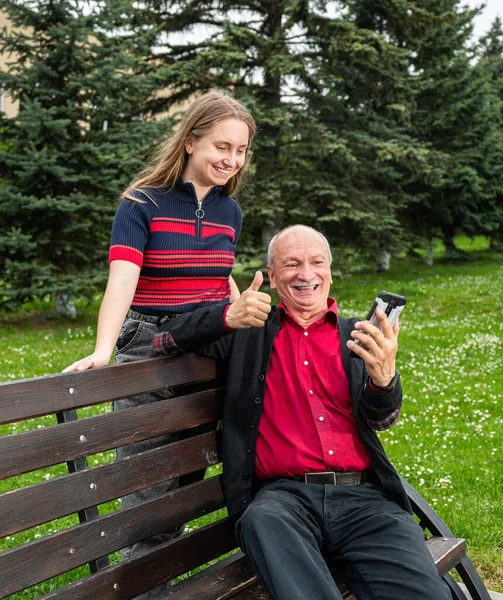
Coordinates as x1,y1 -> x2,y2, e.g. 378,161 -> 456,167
163,536 -> 467,600
0,477 -> 225,598
0,431 -> 220,537
0,389 -> 223,479
0,355 -> 216,424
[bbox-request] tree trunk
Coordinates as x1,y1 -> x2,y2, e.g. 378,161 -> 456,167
444,236 -> 469,260
489,229 -> 503,252
444,236 -> 458,259
55,292 -> 77,319
425,241 -> 434,266
374,249 -> 391,272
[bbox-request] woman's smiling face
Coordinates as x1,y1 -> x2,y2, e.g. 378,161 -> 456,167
183,117 -> 250,189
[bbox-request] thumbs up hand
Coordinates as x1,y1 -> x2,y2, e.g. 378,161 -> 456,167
225,271 -> 272,329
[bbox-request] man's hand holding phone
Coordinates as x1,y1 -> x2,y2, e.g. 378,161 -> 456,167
347,307 -> 399,388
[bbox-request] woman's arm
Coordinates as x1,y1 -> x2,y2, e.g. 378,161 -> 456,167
63,261 -> 140,372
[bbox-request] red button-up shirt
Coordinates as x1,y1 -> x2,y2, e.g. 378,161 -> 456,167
255,299 -> 372,478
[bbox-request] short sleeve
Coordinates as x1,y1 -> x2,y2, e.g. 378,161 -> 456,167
109,193 -> 154,267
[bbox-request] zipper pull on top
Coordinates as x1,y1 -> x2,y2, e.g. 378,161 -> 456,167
195,200 -> 205,219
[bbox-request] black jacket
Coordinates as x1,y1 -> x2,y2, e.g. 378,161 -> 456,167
157,303 -> 411,516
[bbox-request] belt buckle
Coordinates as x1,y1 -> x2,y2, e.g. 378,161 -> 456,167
304,471 -> 336,485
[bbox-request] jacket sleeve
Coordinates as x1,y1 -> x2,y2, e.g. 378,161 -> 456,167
358,371 -> 402,431
153,303 -> 234,362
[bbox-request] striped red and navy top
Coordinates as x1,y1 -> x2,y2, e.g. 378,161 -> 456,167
109,179 -> 243,316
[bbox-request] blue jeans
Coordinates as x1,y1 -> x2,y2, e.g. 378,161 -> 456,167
236,479 -> 452,600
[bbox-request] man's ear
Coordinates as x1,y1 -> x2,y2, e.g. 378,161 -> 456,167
185,133 -> 194,154
267,264 -> 276,289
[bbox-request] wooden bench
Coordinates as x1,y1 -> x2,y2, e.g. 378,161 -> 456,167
0,355 -> 492,600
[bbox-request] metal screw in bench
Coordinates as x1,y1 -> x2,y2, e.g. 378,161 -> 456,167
113,584 -> 120,591
89,483 -> 96,490
69,387 -> 75,394
69,549 -> 75,554
79,435 -> 86,442
100,531 -> 106,537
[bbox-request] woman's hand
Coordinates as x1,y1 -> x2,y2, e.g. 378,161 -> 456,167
62,261 -> 140,373
62,349 -> 112,373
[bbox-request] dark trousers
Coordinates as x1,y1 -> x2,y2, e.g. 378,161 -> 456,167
236,479 -> 452,600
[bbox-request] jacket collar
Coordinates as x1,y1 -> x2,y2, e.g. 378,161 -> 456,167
173,176 -> 223,205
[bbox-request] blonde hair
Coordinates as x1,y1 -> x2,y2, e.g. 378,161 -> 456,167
124,90 -> 256,201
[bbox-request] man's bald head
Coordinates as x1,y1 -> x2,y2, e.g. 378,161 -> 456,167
267,225 -> 332,271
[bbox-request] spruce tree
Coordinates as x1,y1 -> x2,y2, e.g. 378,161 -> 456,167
133,0 -> 413,261
400,0 -> 503,259
138,1 -> 447,267
0,0 -> 170,313
479,18 -> 503,252
303,1 -> 441,270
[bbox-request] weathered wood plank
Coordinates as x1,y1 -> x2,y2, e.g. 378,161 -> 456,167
164,552 -> 358,600
0,431 -> 220,537
0,477 -> 225,598
0,389 -> 223,479
163,537 -> 467,600
426,536 -> 466,578
162,553 -> 255,600
0,354 -> 216,424
40,519 -> 237,600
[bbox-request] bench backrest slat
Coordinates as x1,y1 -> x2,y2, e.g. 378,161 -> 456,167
0,389 -> 223,479
39,519 -> 237,600
0,431 -> 220,537
0,476 -> 225,598
0,355 -> 216,424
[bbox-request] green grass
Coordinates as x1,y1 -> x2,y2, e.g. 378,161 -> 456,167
1,240 -> 502,595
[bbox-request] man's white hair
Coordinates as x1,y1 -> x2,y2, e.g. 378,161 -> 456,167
267,225 -> 332,271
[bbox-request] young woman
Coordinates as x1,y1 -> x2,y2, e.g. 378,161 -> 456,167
65,90 -> 255,374
63,91 -> 255,583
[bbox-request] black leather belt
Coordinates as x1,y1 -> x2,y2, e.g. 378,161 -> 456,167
257,471 -> 380,489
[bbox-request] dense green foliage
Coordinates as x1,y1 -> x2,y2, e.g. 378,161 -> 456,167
0,0 -> 502,309
0,0 -> 171,310
136,0 -> 503,265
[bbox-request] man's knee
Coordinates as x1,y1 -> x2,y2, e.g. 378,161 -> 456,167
236,493 -> 296,550
236,499 -> 274,544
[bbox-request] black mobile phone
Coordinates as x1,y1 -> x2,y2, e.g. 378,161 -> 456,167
350,290 -> 406,358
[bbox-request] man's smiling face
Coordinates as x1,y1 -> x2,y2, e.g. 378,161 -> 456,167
267,226 -> 332,319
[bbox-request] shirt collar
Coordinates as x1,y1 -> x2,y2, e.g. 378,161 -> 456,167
278,297 -> 339,326
173,176 -> 223,204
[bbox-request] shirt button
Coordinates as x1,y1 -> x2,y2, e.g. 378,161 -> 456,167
246,446 -> 253,453
303,360 -> 309,366
304,331 -> 309,336
241,497 -> 248,505
243,473 -> 250,480
250,422 -> 257,429
258,374 -> 265,381
328,450 -> 334,455
319,416 -> 324,421
254,397 -> 261,405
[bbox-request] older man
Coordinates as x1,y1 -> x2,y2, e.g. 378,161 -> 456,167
153,225 -> 450,600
